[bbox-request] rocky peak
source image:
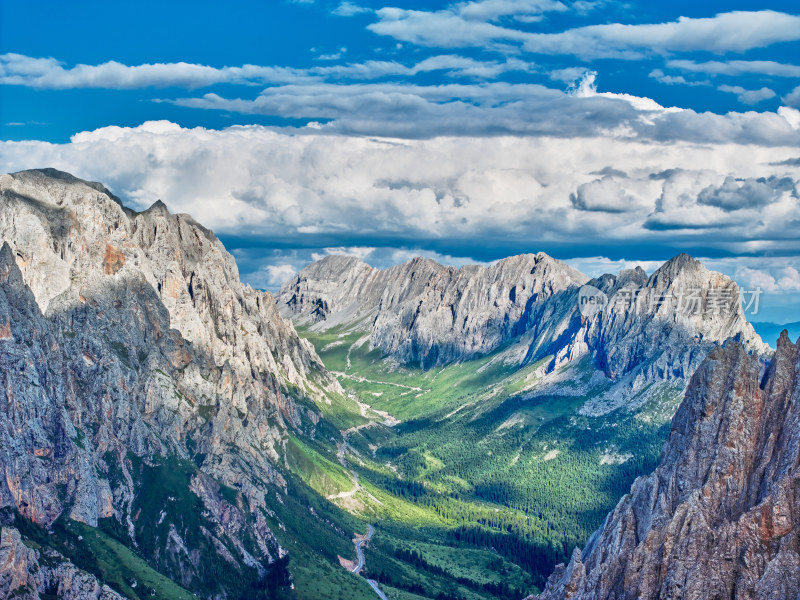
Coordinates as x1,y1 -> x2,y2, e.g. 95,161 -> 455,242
280,248 -> 764,385
0,242 -> 15,277
535,332 -> 800,600
279,251 -> 589,368
0,168 -> 335,398
145,198 -> 170,214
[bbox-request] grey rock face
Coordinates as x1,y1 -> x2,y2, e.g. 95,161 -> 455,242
279,253 -> 589,368
278,253 -> 765,389
0,169 -> 342,597
534,332 -> 800,600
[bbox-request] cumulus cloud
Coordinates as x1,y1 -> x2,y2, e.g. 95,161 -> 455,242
162,76 -> 800,146
570,176 -> 651,213
735,266 -> 800,292
644,167 -> 799,234
785,85 -> 800,108
718,84 -> 776,105
249,264 -> 300,289
771,157 -> 800,167
2,120 -> 799,257
697,176 -> 794,211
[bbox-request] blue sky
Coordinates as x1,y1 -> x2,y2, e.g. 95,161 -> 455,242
3,0 -> 800,141
1,0 -> 799,323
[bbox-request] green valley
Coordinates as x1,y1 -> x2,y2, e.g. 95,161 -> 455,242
294,325 -> 683,597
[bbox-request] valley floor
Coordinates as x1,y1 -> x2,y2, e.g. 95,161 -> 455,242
291,325 -> 683,599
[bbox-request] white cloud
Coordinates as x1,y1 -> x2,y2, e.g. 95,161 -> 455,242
563,256 -> 665,277
718,84 -> 776,105
523,11 -> 800,58
548,66 -> 590,85
162,75 -> 800,146
368,9 -> 800,58
0,52 -> 539,90
784,86 -> 800,109
570,176 -> 653,213
666,59 -> 800,78
0,53 -> 314,89
312,246 -> 377,261
368,7 -> 529,48
649,69 -> 709,87
735,266 -> 800,293
411,55 -> 535,78
2,121 -> 799,258
332,2 -> 371,16
250,264 -> 300,289
778,266 -> 800,291
697,175 -> 793,210
457,0 -> 568,21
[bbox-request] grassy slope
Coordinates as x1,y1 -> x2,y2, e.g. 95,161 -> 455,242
5,510 -> 197,600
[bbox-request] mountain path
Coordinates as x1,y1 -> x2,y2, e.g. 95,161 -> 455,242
332,411 -> 392,600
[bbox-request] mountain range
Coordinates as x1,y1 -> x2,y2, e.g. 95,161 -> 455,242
278,250 -> 766,415
0,169 -> 794,600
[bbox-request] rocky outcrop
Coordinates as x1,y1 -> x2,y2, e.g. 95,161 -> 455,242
279,253 -> 588,368
0,169 -> 336,404
534,331 -> 800,600
0,169 -> 345,598
0,526 -> 123,600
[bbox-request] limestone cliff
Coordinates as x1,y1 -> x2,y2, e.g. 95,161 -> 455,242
535,332 -> 800,600
0,169 -> 343,598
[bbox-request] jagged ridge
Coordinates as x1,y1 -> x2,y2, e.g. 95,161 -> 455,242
535,331 -> 800,600
278,252 -> 766,409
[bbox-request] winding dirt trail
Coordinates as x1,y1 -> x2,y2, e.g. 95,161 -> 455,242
333,421 -> 390,599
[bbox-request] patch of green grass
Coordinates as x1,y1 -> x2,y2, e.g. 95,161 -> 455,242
67,520 -> 198,600
108,340 -> 132,369
285,436 -> 354,498
4,509 -> 197,600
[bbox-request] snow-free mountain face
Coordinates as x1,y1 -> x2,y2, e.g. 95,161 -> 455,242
534,332 -> 800,600
279,251 -> 767,414
0,169 -> 350,599
279,252 -> 589,369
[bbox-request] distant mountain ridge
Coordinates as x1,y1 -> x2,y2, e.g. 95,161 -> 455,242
279,252 -> 588,369
278,252 -> 767,414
